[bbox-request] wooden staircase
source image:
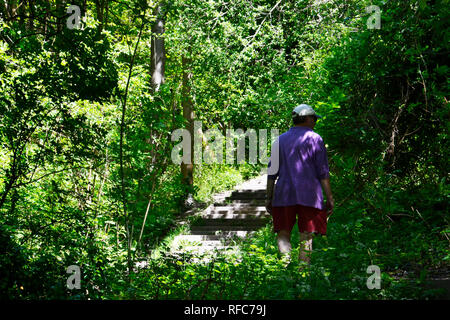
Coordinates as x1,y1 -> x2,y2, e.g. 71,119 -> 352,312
170,175 -> 270,256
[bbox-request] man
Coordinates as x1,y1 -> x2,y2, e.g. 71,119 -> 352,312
266,104 -> 334,266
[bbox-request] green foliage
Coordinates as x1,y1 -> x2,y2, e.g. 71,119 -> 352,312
193,164 -> 243,203
0,0 -> 447,300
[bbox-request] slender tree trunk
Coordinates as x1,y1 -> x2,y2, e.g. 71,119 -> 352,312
181,55 -> 194,187
0,150 -> 19,210
150,5 -> 165,91
17,0 -> 26,25
0,178 -> 15,210
95,0 -> 105,32
104,0 -> 109,28
0,1 -> 7,20
28,0 -> 35,31
8,0 -> 16,18
56,0 -> 63,33
43,2 -> 48,37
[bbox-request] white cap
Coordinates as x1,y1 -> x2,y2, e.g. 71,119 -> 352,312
292,104 -> 322,118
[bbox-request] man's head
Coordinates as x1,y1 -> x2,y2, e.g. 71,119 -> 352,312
292,104 -> 321,129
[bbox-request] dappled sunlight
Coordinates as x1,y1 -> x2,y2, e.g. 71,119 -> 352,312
0,0 -> 447,301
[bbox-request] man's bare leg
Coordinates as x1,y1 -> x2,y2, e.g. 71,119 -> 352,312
277,230 -> 292,254
277,230 -> 292,266
299,232 -> 313,264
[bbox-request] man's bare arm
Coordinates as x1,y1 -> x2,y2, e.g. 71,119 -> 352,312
267,177 -> 275,200
266,177 -> 276,213
320,177 -> 334,215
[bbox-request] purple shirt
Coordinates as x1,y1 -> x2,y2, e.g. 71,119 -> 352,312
268,126 -> 330,210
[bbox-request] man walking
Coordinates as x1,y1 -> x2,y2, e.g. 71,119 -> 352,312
266,104 -> 334,266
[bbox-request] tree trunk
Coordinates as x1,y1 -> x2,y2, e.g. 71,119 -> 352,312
104,0 -> 109,29
56,0 -> 63,33
18,0 -> 26,25
181,55 -> 194,188
150,5 -> 165,91
0,1 -> 5,20
28,0 -> 35,31
8,0 -> 16,19
95,0 -> 105,32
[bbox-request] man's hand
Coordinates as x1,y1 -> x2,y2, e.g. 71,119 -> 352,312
265,199 -> 272,214
325,197 -> 334,219
320,177 -> 334,220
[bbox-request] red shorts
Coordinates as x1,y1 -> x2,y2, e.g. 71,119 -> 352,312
271,204 -> 327,235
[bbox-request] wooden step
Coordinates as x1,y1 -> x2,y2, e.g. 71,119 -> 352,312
172,235 -> 246,246
232,189 -> 266,194
203,212 -> 270,219
189,230 -> 254,237
190,225 -> 264,232
207,205 -> 267,213
214,199 -> 266,206
193,218 -> 269,227
172,245 -> 238,255
172,233 -> 250,241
